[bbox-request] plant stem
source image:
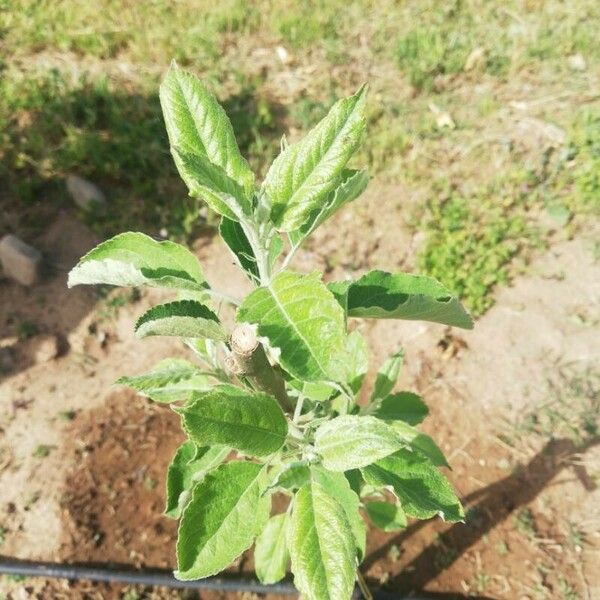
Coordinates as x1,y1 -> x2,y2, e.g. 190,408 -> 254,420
280,242 -> 300,272
356,570 -> 373,600
293,394 -> 305,423
205,288 -> 241,307
240,218 -> 271,285
229,323 -> 293,411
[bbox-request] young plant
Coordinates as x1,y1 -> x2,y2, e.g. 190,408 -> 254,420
68,62 -> 473,600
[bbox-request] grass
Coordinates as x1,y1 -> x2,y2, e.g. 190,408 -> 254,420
515,507 -> 537,539
511,369 -> 600,445
16,320 -> 39,341
31,444 -> 54,458
416,181 -> 537,315
1,0 -> 599,314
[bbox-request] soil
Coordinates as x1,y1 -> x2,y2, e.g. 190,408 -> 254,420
1,194 -> 599,600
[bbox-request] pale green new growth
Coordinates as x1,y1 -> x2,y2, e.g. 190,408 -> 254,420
116,358 -> 211,403
254,513 -> 290,584
67,63 -> 474,600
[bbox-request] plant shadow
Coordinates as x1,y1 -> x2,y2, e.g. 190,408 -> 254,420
363,435 -> 599,597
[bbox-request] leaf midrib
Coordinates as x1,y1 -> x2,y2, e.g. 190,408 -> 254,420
187,411 -> 285,446
267,279 -> 329,379
185,467 -> 263,571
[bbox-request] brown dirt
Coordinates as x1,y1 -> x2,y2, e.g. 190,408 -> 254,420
59,392 -> 182,569
1,202 -> 599,600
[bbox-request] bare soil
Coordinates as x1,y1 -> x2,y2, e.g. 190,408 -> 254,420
1,195 -> 599,599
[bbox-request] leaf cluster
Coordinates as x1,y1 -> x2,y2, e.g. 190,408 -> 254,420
68,62 -> 473,600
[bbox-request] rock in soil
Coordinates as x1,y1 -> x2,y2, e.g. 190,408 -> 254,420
0,234 -> 43,286
66,175 -> 106,211
25,334 -> 60,364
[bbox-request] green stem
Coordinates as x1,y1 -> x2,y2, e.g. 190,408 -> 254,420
293,394 -> 305,423
205,288 -> 241,306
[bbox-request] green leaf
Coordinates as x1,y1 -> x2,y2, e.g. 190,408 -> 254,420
344,469 -> 364,497
362,449 -> 463,522
174,147 -> 250,220
176,461 -> 270,580
289,482 -> 356,600
289,169 -> 369,245
365,501 -> 407,532
300,381 -> 337,402
237,271 -> 348,382
117,358 -> 211,403
254,513 -> 290,584
389,421 -> 449,467
311,466 -> 366,561
268,235 -> 284,269
372,391 -> 429,425
270,462 -> 310,492
160,63 -> 254,218
164,441 -> 229,518
330,270 -> 474,329
68,232 -> 205,290
370,350 -> 404,402
177,384 -> 288,457
314,415 -> 405,471
219,217 -> 259,282
346,330 -> 368,394
264,86 -> 367,231
134,300 -> 226,341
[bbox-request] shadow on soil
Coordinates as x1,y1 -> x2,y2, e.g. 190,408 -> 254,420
1,72 -> 285,239
364,435 -> 599,596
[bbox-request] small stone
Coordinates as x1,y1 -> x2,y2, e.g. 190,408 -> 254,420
27,334 -> 60,364
275,45 -> 291,64
66,175 -> 106,211
429,102 -> 456,129
497,458 -> 511,470
567,54 -> 586,72
0,234 -> 43,286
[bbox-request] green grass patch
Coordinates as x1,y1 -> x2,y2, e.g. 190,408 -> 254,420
563,111 -> 600,216
0,67 -> 282,238
391,1 -> 511,92
417,189 -> 535,316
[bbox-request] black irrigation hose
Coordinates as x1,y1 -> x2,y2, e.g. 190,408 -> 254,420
0,558 -> 416,598
0,560 -> 296,595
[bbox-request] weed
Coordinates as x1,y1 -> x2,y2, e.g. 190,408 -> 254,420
567,524 -> 586,549
31,444 -> 54,458
433,542 -> 458,570
23,491 -> 40,511
512,369 -> 600,445
16,321 -> 39,341
417,190 -> 533,315
473,572 -> 490,593
515,508 -> 537,539
2,575 -> 26,583
269,0 -> 344,49
96,288 -> 141,322
57,410 -> 77,422
559,577 -> 581,600
495,540 -> 509,555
